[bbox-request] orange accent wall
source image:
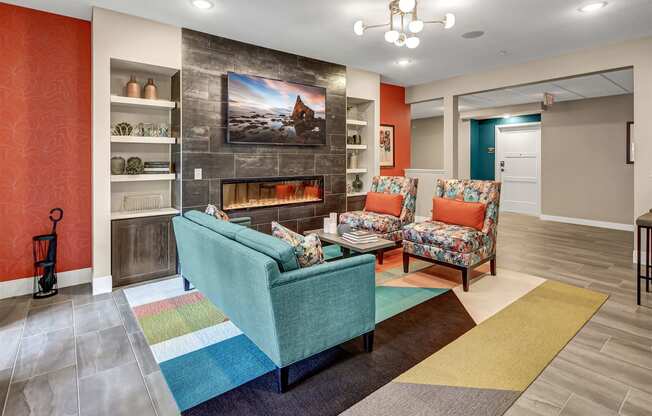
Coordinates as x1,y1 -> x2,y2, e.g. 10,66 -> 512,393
0,4 -> 91,282
380,83 -> 411,176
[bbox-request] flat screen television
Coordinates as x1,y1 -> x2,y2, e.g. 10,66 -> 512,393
227,72 -> 327,146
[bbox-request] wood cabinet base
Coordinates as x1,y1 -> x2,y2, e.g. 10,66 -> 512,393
111,214 -> 177,287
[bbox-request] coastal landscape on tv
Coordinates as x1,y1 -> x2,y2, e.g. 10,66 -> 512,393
227,72 -> 326,145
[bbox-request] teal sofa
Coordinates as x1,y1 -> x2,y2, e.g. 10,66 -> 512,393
173,211 -> 376,392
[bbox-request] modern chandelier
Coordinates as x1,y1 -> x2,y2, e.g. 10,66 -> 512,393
353,0 -> 456,49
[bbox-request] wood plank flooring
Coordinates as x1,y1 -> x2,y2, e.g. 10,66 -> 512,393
1,212 -> 650,416
500,213 -> 652,416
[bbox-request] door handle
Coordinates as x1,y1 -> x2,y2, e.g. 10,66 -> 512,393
499,161 -> 505,172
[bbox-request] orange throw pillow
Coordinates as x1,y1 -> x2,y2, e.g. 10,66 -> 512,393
433,197 -> 486,231
365,192 -> 404,217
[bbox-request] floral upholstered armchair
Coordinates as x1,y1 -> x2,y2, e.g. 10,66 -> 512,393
402,179 -> 501,291
339,176 -> 419,242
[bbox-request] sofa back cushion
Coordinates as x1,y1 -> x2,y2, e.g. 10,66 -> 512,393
365,192 -> 404,217
433,197 -> 486,231
235,228 -> 300,272
184,210 -> 243,240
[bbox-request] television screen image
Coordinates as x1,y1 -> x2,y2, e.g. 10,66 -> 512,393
227,72 -> 327,146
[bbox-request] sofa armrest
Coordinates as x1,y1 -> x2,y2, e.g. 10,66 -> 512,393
268,253 -> 376,367
270,254 -> 376,288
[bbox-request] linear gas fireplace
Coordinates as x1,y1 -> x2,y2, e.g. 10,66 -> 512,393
221,176 -> 324,211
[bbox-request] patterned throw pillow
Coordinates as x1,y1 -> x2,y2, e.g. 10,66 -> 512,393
271,222 -> 325,268
205,204 -> 229,221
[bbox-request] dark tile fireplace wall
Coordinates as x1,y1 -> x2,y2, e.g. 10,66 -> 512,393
181,29 -> 347,234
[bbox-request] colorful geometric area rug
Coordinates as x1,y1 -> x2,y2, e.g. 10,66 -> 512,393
124,249 -> 607,415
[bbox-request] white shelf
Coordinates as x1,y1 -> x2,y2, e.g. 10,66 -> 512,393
111,207 -> 180,220
346,144 -> 367,150
111,136 -> 176,144
346,119 -> 367,126
347,192 -> 367,197
111,174 -> 175,182
346,168 -> 368,174
110,95 -> 176,110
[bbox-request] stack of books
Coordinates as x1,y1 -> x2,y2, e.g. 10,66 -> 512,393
144,161 -> 170,174
342,230 -> 378,244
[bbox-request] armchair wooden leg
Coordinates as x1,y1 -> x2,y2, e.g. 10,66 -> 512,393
276,366 -> 289,393
490,257 -> 496,276
403,252 -> 410,273
363,330 -> 374,353
462,268 -> 469,292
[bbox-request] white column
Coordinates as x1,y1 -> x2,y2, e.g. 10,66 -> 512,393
443,95 -> 459,178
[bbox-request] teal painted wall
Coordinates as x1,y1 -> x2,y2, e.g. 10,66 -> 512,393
470,114 -> 541,180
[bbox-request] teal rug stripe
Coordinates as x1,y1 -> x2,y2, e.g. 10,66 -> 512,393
375,286 -> 449,323
160,334 -> 275,411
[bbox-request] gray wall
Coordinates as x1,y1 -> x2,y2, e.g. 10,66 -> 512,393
542,94 -> 634,225
411,116 -> 444,169
181,29 -> 347,233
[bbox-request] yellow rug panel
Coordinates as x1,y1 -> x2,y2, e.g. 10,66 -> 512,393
395,280 -> 607,392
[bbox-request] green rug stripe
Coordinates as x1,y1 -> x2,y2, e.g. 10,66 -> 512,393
138,299 -> 227,345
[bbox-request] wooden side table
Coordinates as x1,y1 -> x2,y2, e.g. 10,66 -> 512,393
635,212 -> 652,305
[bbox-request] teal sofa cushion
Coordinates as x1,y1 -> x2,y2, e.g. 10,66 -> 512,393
184,210 -> 244,240
235,228 -> 300,272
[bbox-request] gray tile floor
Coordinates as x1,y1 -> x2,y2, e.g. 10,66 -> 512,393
0,284 -> 179,416
1,213 -> 651,416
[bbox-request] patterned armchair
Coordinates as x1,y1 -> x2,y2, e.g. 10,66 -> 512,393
402,179 -> 501,291
339,176 -> 419,243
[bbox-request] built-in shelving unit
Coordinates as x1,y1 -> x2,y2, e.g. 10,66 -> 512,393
346,97 -> 374,197
111,136 -> 176,144
109,58 -> 181,221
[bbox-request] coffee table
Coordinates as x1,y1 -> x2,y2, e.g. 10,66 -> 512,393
304,229 -> 396,264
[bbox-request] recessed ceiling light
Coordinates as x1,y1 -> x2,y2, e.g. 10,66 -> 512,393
192,0 -> 214,9
578,2 -> 607,12
502,114 -> 512,119
396,59 -> 412,66
462,31 -> 485,39
498,50 -> 508,56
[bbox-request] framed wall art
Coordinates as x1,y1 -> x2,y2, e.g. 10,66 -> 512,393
379,124 -> 395,167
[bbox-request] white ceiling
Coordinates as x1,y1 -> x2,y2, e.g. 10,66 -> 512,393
5,0 -> 652,86
411,68 -> 633,119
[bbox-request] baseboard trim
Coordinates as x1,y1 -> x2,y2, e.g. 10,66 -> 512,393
92,275 -> 113,296
0,268 -> 92,300
539,215 -> 634,232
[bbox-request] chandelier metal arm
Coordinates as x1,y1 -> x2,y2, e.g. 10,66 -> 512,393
353,0 -> 455,47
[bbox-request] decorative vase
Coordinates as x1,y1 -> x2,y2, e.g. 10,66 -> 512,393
143,78 -> 158,100
126,157 -> 144,175
349,152 -> 358,169
352,175 -> 363,192
111,157 -> 125,175
126,76 -> 140,98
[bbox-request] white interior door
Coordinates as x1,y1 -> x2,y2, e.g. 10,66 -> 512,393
495,122 -> 541,215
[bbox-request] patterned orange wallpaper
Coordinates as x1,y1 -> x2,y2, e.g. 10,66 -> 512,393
0,4 -> 91,282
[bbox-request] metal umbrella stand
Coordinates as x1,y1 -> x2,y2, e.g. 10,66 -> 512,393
32,208 -> 63,299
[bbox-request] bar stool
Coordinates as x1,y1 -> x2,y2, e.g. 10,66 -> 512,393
635,212 -> 652,305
